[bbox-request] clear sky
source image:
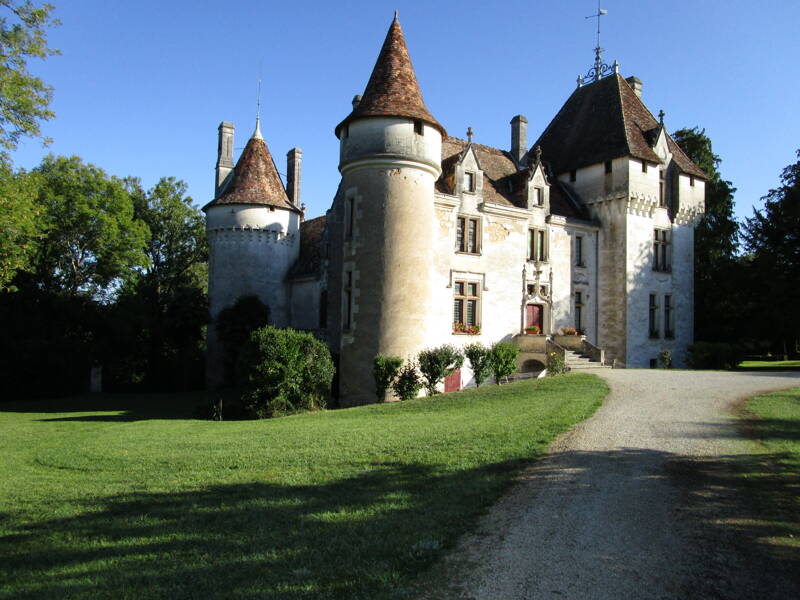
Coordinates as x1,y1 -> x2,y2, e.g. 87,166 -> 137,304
11,0 -> 800,226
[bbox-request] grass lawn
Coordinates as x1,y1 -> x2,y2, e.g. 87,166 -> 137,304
738,360 -> 800,369
0,373 -> 606,599
738,387 -> 800,550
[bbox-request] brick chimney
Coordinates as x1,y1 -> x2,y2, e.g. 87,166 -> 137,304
286,147 -> 302,207
510,114 -> 528,165
215,122 -> 234,198
626,76 -> 643,99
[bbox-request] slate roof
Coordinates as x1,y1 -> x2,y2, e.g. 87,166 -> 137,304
533,74 -> 707,180
437,137 -> 586,219
335,15 -> 446,138
203,127 -> 300,213
288,215 -> 327,279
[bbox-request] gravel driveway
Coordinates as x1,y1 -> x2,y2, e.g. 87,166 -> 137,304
417,369 -> 800,600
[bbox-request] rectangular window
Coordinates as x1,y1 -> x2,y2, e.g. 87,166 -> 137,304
453,280 -> 480,330
664,294 -> 674,338
464,171 -> 476,193
575,291 -> 583,332
528,228 -> 548,262
344,271 -> 353,330
649,294 -> 659,338
604,160 -> 612,174
345,196 -> 355,239
569,169 -> 576,182
414,119 -> 423,135
575,235 -> 584,267
689,175 -> 695,187
642,160 -> 648,173
456,216 -> 480,254
659,169 -> 666,207
653,229 -> 670,272
533,187 -> 543,206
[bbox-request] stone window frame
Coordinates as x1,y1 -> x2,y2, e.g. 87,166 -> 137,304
344,195 -> 356,240
664,294 -> 674,339
453,279 -> 481,331
414,119 -> 424,136
653,228 -> 671,272
532,186 -> 544,207
575,235 -> 585,267
463,171 -> 476,194
648,293 -> 660,339
528,227 -> 548,263
574,290 -> 584,332
659,169 -> 666,207
455,215 -> 481,255
343,270 -> 354,332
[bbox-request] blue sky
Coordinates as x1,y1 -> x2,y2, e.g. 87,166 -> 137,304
11,0 -> 800,225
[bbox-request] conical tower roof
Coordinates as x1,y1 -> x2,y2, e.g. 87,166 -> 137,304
203,121 -> 300,213
335,14 -> 446,138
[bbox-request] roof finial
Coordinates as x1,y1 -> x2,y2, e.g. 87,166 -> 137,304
584,1 -> 610,82
393,9 -> 398,21
253,65 -> 263,140
534,145 -> 542,164
467,126 -> 473,142
658,109 -> 665,125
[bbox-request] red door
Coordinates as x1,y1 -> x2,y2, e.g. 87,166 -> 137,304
526,304 -> 543,331
444,368 -> 461,393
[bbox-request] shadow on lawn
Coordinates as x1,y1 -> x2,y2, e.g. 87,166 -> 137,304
0,460 -> 527,600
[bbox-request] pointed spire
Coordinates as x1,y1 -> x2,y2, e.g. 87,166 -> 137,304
253,116 -> 263,140
335,14 -> 445,137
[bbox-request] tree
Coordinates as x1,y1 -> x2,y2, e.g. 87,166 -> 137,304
33,155 -> 149,298
464,342 -> 492,387
490,341 -> 519,385
0,163 -> 41,290
417,344 -> 463,396
742,149 -> 800,357
0,1 -> 59,164
672,127 -> 741,342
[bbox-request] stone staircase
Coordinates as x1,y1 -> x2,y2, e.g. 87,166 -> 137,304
564,349 -> 609,370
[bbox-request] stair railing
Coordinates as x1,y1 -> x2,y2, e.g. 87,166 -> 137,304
581,339 -> 606,365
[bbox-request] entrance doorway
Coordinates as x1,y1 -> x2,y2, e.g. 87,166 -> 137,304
526,304 -> 544,332
444,368 -> 461,393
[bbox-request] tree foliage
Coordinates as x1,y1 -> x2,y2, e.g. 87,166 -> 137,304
672,127 -> 740,342
373,354 -> 402,401
0,163 -> 41,289
741,149 -> 800,355
33,155 -> 149,298
0,1 -> 59,163
464,342 -> 492,387
417,344 -> 463,396
490,341 -> 519,384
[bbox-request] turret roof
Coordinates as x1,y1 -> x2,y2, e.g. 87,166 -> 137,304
533,73 -> 707,179
203,123 -> 300,213
335,15 -> 446,138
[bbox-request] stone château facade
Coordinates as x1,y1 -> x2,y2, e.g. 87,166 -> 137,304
203,15 -> 706,403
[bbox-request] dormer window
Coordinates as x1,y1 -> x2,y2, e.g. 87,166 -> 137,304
414,119 -> 424,135
464,171 -> 476,193
659,170 -> 666,207
533,187 -> 544,206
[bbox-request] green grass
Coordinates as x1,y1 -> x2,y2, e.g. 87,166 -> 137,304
738,360 -> 800,369
738,387 -> 800,550
0,374 -> 606,599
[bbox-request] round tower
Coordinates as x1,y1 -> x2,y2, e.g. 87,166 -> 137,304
203,119 -> 302,388
334,14 -> 445,405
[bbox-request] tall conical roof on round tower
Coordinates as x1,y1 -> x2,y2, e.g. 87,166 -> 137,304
203,119 -> 300,213
335,13 -> 446,138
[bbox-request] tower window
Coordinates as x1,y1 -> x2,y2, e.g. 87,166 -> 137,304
414,120 -> 424,135
345,196 -> 355,239
344,271 -> 353,331
653,229 -> 670,272
689,175 -> 695,187
604,160 -> 612,174
642,161 -> 648,173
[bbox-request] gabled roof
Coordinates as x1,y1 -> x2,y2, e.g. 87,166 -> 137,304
533,74 -> 707,180
203,124 -> 300,213
437,136 -> 587,219
289,215 -> 327,279
335,15 -> 445,138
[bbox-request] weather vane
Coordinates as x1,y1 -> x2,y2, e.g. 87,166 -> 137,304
579,1 -> 617,85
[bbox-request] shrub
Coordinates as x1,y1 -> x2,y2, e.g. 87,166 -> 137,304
547,351 -> 568,375
464,342 -> 492,387
216,295 -> 270,385
392,360 -> 422,401
687,342 -> 744,370
560,327 -> 579,336
417,344 -> 464,396
373,354 -> 403,401
237,326 -> 334,418
490,341 -> 519,385
658,348 -> 673,369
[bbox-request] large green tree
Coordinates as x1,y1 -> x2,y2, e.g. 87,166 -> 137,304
0,163 -> 41,289
33,155 -> 149,298
742,150 -> 800,357
672,127 -> 741,342
0,1 -> 59,163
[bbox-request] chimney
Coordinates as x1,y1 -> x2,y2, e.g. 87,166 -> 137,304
626,76 -> 643,99
510,115 -> 528,165
352,94 -> 362,110
286,147 -> 302,207
215,121 -> 235,198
